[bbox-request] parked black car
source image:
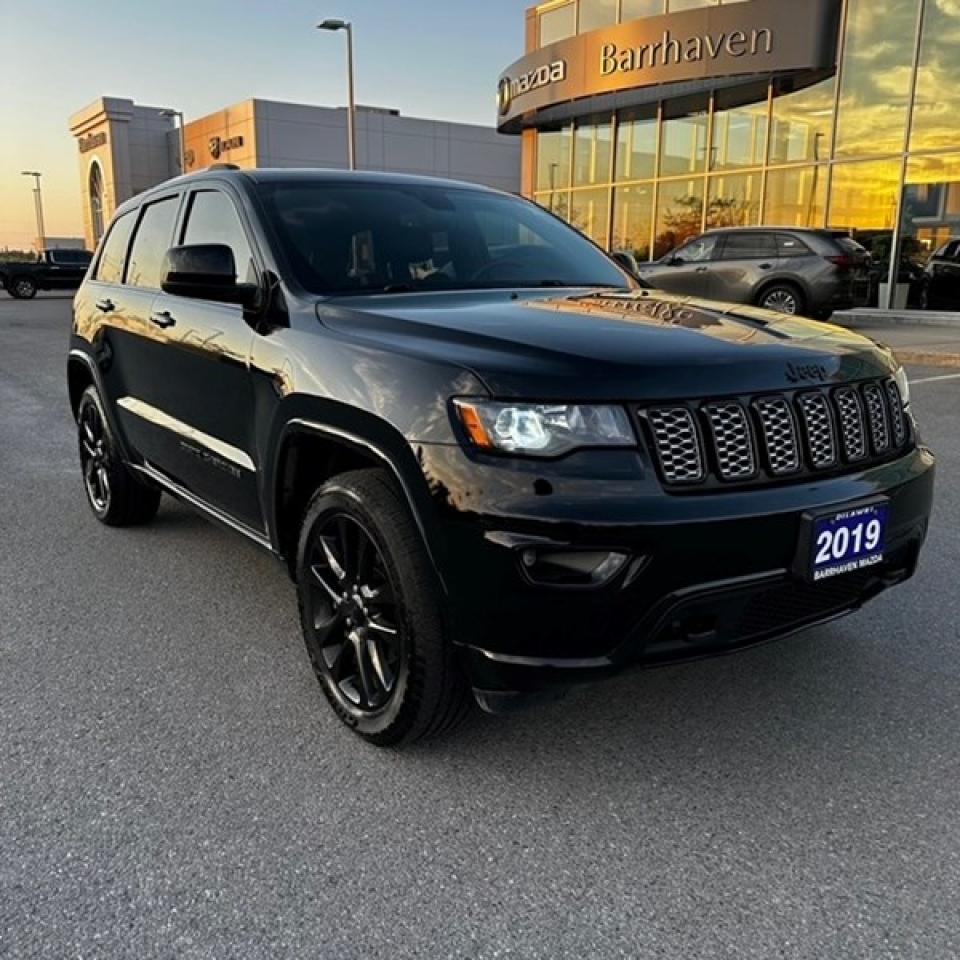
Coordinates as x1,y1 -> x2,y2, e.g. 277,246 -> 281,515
68,170 -> 935,746
1,248 -> 93,299
920,237 -> 960,310
632,227 -> 870,319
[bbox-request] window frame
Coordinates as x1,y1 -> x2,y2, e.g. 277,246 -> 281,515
671,233 -> 720,264
91,209 -> 138,285
776,233 -> 813,259
123,192 -> 185,290
177,186 -> 263,291
716,231 -> 778,262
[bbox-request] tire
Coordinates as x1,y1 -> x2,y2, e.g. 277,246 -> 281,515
9,275 -> 38,300
296,468 -> 471,746
77,385 -> 161,526
757,283 -> 805,316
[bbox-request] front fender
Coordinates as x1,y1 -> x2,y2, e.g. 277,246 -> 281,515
262,396 -> 456,589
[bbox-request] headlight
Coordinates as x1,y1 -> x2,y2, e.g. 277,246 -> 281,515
895,365 -> 911,407
453,400 -> 635,457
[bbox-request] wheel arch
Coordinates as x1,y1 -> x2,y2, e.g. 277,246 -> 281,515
754,275 -> 809,311
269,415 -> 449,589
67,351 -> 96,417
66,348 -> 136,465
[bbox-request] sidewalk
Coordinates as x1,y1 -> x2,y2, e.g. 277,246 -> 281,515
831,309 -> 960,368
841,325 -> 960,368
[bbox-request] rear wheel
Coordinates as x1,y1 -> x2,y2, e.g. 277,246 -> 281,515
9,276 -> 37,299
758,283 -> 804,316
296,469 -> 471,746
77,386 -> 161,526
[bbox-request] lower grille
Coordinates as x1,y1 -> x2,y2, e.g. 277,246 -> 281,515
641,377 -> 911,490
737,571 -> 873,639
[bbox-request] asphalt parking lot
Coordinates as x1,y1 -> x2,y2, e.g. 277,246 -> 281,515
2,293 -> 959,959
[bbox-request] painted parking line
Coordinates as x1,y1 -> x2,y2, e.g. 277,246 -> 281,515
909,372 -> 960,385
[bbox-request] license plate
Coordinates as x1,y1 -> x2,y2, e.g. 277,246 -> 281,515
808,502 -> 888,582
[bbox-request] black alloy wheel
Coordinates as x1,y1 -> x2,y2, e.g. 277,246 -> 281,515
79,397 -> 112,516
306,513 -> 404,713
75,385 -> 161,526
297,469 -> 472,745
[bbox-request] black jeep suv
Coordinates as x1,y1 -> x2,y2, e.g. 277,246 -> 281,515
69,170 -> 935,746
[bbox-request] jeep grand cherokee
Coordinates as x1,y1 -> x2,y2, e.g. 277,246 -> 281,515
68,169 -> 935,746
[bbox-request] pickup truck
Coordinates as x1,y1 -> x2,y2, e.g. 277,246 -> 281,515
0,248 -> 93,299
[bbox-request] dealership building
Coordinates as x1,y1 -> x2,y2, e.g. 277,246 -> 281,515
498,0 -> 960,306
68,97 -> 521,251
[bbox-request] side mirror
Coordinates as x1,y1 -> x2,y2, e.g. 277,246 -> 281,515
610,251 -> 639,277
160,244 -> 259,307
666,255 -> 685,266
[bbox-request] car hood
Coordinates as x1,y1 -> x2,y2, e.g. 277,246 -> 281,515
317,288 -> 896,401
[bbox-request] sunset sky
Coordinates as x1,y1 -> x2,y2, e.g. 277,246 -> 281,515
0,0 -> 526,250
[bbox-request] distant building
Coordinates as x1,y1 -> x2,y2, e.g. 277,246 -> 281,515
498,0 -> 960,307
69,97 -> 521,251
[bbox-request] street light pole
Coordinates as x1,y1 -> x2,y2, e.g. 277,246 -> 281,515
317,18 -> 357,170
21,171 -> 46,251
160,110 -> 187,173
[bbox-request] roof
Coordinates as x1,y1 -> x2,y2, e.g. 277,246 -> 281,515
114,167 -> 499,218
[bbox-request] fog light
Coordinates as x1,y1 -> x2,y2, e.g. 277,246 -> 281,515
519,548 -> 630,588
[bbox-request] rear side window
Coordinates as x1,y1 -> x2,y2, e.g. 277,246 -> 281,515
718,232 -> 777,260
94,211 -> 136,284
777,234 -> 811,258
181,190 -> 257,284
126,197 -> 181,289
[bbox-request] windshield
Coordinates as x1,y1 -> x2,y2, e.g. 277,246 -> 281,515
256,180 -> 633,296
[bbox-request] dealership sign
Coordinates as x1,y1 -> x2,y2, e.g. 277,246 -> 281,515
78,132 -> 107,154
208,135 -> 244,160
496,0 -> 841,131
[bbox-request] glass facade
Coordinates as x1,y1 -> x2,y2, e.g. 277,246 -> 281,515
528,0 -> 960,308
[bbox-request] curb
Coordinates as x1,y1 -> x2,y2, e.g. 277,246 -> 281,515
894,349 -> 960,369
834,311 -> 960,329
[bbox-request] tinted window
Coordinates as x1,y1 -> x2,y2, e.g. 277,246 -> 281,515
719,232 -> 777,260
675,235 -> 718,263
182,191 -> 256,284
94,211 -> 136,284
256,182 -> 630,296
777,234 -> 812,258
937,240 -> 960,261
126,197 -> 181,289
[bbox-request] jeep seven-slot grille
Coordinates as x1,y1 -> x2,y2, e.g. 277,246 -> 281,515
643,378 -> 910,489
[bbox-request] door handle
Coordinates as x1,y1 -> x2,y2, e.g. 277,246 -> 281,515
95,298 -> 115,313
695,266 -> 709,273
149,311 -> 176,329
759,263 -> 773,270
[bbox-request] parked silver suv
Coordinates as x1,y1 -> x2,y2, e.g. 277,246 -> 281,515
632,228 -> 870,319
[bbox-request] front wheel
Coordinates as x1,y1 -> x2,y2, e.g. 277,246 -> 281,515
758,283 -> 804,316
9,276 -> 38,299
296,469 -> 471,746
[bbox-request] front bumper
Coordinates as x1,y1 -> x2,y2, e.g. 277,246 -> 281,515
418,442 -> 936,702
